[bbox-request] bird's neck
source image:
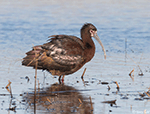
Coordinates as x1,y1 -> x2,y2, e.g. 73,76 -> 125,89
82,33 -> 95,62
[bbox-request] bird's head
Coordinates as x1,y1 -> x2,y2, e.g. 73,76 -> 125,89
81,23 -> 106,59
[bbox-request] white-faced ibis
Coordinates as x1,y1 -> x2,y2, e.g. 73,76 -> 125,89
22,23 -> 106,82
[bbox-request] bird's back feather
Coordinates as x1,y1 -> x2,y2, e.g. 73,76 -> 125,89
22,35 -> 85,76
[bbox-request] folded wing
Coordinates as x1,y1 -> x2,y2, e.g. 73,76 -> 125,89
22,35 -> 85,76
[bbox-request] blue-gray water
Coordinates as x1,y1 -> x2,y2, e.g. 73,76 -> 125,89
0,0 -> 150,114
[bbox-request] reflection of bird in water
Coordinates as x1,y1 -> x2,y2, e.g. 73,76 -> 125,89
22,23 -> 106,82
23,83 -> 93,114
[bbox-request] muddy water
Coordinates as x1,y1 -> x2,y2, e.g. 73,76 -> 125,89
0,0 -> 150,114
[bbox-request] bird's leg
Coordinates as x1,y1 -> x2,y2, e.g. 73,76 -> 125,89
62,75 -> 65,83
58,75 -> 65,84
58,76 -> 61,84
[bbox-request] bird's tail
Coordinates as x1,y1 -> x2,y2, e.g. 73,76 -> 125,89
22,45 -> 43,69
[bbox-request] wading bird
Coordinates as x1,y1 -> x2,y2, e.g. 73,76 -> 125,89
22,23 -> 106,83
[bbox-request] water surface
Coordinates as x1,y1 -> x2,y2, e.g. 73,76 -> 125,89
0,0 -> 150,114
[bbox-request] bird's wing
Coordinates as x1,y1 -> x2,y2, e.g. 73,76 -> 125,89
41,35 -> 84,66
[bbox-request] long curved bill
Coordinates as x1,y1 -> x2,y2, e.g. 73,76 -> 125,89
94,33 -> 106,59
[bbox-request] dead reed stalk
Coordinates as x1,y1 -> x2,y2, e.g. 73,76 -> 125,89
129,68 -> 134,81
6,80 -> 11,88
129,68 -> 134,76
81,68 -> 86,79
46,97 -> 52,103
145,91 -> 150,97
114,81 -> 119,91
33,47 -> 38,114
102,99 -> 116,105
127,54 -> 144,76
78,98 -> 82,104
6,80 -> 13,98
89,96 -> 93,112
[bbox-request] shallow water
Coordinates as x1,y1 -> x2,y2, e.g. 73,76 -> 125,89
0,0 -> 150,114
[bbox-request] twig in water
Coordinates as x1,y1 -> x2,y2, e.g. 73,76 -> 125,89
8,98 -> 16,113
127,54 -> 144,76
89,96 -> 93,112
37,80 -> 40,97
102,100 -> 116,106
114,81 -> 119,91
129,68 -> 134,81
6,80 -> 11,89
9,84 -> 13,98
129,75 -> 134,81
33,46 -> 38,114
6,80 -> 13,98
81,68 -> 86,79
6,80 -> 16,113
46,97 -> 52,104
38,80 -> 40,90
129,68 -> 134,76
78,98 -> 82,104
145,91 -> 150,97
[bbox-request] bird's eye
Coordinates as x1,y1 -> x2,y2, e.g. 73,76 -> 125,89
92,28 -> 96,31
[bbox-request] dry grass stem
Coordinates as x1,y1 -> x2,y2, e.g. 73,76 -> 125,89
127,54 -> 144,76
33,46 -> 38,114
129,75 -> 134,81
78,98 -> 82,104
145,91 -> 150,97
37,80 -> 40,97
46,97 -> 52,103
90,96 -> 93,112
81,68 -> 87,79
78,104 -> 82,108
6,80 -> 13,98
114,81 -> 119,90
9,84 -> 13,98
81,78 -> 85,86
26,52 -> 45,66
38,80 -> 40,89
102,100 -> 116,105
129,68 -> 134,76
6,80 -> 11,88
6,86 -> 11,93
129,69 -> 134,81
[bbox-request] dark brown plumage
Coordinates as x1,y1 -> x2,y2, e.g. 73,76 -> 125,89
22,23 -> 106,82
